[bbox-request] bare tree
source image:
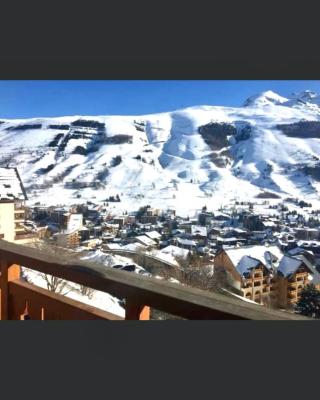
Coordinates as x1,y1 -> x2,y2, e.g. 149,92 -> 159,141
43,274 -> 70,295
23,240 -> 95,298
79,285 -> 95,299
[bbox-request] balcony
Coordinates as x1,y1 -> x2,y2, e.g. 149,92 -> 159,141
295,272 -> 307,279
0,240 -> 311,320
14,210 -> 25,222
288,291 -> 297,299
288,281 -> 298,289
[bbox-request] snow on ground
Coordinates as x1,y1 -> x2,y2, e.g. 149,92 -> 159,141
22,250 -> 150,318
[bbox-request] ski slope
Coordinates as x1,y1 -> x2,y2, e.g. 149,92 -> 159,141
1,90 -> 320,215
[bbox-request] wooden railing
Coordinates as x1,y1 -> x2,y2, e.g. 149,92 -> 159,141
0,240 -> 312,320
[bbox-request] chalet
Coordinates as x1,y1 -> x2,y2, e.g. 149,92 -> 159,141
191,225 -> 207,238
134,235 -> 157,248
212,211 -> 231,222
159,245 -> 189,263
230,227 -> 249,239
214,245 -> 283,304
145,230 -> 162,243
249,231 -> 268,244
216,237 -> 247,247
175,237 -> 197,250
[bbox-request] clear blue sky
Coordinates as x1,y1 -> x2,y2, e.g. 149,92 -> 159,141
1,80 -> 320,119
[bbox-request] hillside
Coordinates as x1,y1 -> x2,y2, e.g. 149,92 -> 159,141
2,89 -> 320,215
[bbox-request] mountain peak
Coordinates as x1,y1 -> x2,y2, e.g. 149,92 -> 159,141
243,90 -> 289,107
289,90 -> 320,104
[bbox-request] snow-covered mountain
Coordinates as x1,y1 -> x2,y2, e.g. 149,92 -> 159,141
2,89 -> 320,215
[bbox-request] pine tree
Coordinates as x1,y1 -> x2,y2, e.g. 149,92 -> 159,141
295,284 -> 320,318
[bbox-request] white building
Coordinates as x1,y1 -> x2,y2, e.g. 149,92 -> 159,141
0,167 -> 32,243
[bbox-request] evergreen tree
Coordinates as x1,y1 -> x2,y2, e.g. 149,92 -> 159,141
295,284 -> 320,318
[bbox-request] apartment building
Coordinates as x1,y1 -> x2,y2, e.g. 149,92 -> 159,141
214,245 -> 320,308
0,167 -> 36,243
276,255 -> 313,307
214,245 -> 282,304
53,229 -> 80,248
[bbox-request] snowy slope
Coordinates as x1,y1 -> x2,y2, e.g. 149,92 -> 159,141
1,90 -> 320,215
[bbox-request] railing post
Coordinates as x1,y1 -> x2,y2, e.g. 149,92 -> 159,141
0,260 -> 21,320
125,300 -> 150,320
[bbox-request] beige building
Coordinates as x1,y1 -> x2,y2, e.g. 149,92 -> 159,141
0,167 -> 37,244
214,246 -> 280,304
53,230 -> 80,248
0,200 -> 16,242
214,245 -> 320,308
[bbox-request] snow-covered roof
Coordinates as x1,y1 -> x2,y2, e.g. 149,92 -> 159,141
232,228 -> 248,234
217,236 -> 245,242
287,247 -> 313,256
68,213 -> 83,231
160,245 -> 189,259
263,221 -> 276,227
191,225 -> 207,237
122,242 -> 144,252
236,256 -> 261,275
0,167 -> 27,201
176,237 -> 197,247
145,230 -> 162,240
105,243 -> 122,250
297,240 -> 320,248
277,256 -> 303,277
225,245 -> 283,270
135,235 -> 156,247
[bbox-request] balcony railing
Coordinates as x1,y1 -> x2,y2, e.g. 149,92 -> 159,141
0,240 -> 311,320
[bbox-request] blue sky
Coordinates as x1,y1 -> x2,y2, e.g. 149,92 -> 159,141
0,80 -> 320,118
